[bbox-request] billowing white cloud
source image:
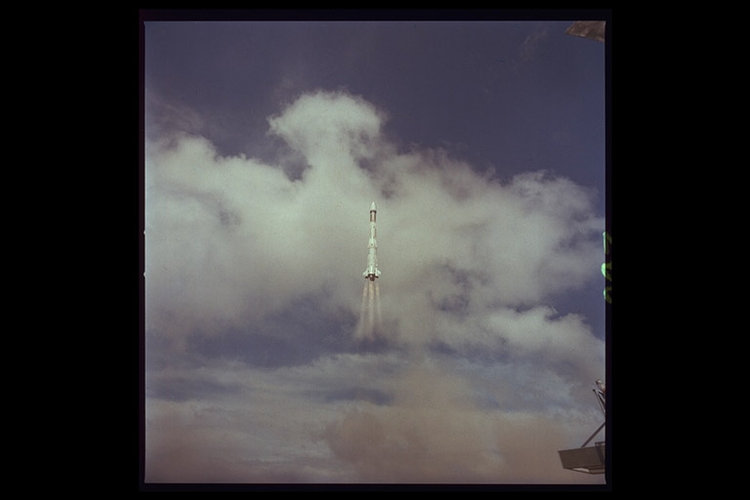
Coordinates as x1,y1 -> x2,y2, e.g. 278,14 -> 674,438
268,90 -> 386,169
146,89 -> 602,340
145,89 -> 606,483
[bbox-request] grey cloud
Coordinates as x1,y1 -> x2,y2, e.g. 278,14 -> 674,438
146,374 -> 243,403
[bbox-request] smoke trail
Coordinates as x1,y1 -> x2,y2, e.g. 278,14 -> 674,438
355,280 -> 369,339
375,280 -> 382,328
354,278 -> 384,341
367,279 -> 375,335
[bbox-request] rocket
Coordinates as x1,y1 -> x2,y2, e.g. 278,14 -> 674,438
363,201 -> 381,281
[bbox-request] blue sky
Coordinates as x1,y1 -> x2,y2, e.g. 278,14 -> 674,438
143,14 -> 608,485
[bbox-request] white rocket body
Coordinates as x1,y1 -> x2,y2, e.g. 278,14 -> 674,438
363,201 -> 381,281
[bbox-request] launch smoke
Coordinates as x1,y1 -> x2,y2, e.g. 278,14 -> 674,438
375,280 -> 382,326
355,279 -> 382,340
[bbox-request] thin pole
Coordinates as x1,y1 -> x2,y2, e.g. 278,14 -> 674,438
581,421 -> 605,448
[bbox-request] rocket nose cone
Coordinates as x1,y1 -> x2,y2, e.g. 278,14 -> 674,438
370,201 -> 377,211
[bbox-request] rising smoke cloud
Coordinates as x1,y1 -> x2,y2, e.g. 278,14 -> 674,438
145,89 -> 605,483
146,89 -> 602,344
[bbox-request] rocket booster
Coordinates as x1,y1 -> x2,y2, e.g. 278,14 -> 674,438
363,201 -> 381,281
